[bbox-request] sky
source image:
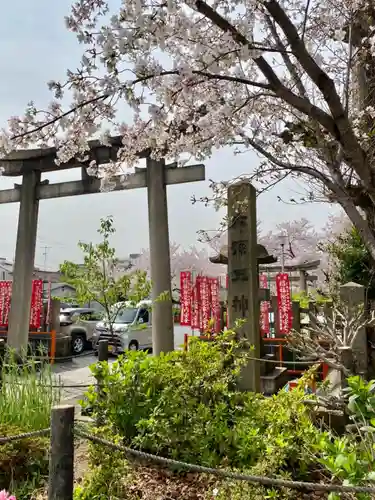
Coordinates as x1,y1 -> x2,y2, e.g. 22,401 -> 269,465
0,0 -> 340,270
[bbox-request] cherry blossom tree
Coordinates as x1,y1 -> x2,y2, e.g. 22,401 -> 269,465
201,217 -> 322,260
134,242 -> 225,282
3,1 -> 375,259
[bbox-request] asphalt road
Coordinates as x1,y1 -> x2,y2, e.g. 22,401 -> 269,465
56,326 -> 189,404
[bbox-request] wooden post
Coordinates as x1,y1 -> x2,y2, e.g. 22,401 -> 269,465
227,181 -> 260,392
48,405 -> 74,500
98,339 -> 108,362
96,340 -> 108,426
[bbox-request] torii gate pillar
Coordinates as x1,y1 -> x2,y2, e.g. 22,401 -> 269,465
8,170 -> 40,352
0,137 -> 205,354
147,158 -> 174,353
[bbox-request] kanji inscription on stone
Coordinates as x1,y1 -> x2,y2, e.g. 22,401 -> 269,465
231,240 -> 248,258
230,268 -> 248,282
231,214 -> 247,229
232,295 -> 248,317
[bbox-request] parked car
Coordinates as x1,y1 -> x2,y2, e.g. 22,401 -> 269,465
59,308 -> 103,354
92,300 -> 152,355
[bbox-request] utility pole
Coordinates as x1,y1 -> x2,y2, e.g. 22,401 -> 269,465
280,243 -> 285,273
42,246 -> 51,271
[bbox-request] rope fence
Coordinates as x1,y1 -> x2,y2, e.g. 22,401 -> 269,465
0,428 -> 50,444
0,340 -> 354,498
1,356 -> 324,391
33,350 -> 96,362
1,412 -> 375,498
4,380 -> 95,389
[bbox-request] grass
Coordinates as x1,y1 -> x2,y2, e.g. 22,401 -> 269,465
0,349 -> 62,498
0,350 -> 62,430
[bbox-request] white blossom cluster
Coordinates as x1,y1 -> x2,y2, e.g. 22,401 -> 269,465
0,0 -> 374,204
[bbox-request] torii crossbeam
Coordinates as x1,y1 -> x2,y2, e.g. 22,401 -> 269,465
0,137 -> 205,354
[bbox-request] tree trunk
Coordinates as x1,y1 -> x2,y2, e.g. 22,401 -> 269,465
341,200 -> 375,262
347,7 -> 375,261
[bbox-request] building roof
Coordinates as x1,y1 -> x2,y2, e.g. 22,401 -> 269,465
259,256 -> 321,272
209,244 -> 277,265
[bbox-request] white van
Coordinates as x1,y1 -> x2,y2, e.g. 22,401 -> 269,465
92,300 -> 152,355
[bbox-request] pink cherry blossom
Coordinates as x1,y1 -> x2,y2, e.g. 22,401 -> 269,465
1,0 -> 375,258
0,490 -> 16,500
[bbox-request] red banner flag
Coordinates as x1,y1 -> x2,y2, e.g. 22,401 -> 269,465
259,273 -> 268,289
0,282 -> 7,326
180,271 -> 192,326
276,273 -> 292,334
0,281 -> 12,327
191,277 -> 200,330
46,281 -> 52,326
260,301 -> 270,336
3,281 -> 12,326
199,276 -> 210,333
259,273 -> 270,336
209,277 -> 221,333
30,279 -> 43,329
0,280 -> 43,329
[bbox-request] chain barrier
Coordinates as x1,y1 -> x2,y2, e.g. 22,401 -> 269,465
75,427 -> 375,494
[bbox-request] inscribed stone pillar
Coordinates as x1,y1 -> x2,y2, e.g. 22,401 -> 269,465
340,282 -> 368,377
228,181 -> 260,392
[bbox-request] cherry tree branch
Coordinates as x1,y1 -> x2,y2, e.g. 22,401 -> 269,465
264,0 -> 368,178
193,0 -> 339,139
237,135 -> 336,188
265,15 -> 308,98
10,70 -> 272,142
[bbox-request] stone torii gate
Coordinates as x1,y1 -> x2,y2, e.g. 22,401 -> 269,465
0,136 -> 205,354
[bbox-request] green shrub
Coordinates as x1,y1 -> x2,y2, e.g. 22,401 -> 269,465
0,424 -> 49,497
314,376 -> 375,499
74,427 -> 130,500
82,334 -> 320,476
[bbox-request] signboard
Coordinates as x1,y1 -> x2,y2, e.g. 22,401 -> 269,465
276,273 -> 292,334
0,279 -> 43,329
259,273 -> 270,336
180,271 -> 192,326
